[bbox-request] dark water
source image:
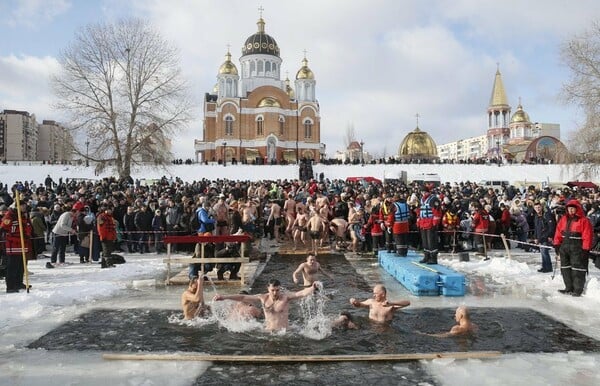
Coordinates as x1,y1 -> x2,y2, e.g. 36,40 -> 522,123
27,306 -> 600,355
27,253 -> 600,385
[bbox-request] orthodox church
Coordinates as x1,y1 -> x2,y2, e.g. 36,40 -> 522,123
486,68 -> 567,163
436,67 -> 567,163
194,14 -> 323,164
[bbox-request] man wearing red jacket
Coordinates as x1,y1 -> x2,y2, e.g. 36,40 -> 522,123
365,205 -> 383,256
471,202 -> 490,257
97,205 -> 117,268
417,185 -> 442,264
1,200 -> 32,293
553,199 -> 593,297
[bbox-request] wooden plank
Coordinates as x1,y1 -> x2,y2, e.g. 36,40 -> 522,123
164,234 -> 252,244
163,258 -> 249,264
103,351 -> 502,362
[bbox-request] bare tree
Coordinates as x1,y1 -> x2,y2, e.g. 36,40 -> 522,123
343,122 -> 356,149
561,21 -> 600,175
52,18 -> 193,178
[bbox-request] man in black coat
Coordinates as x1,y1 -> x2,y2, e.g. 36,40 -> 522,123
533,202 -> 555,273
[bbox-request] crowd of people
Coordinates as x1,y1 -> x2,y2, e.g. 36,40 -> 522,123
1,173 -> 599,298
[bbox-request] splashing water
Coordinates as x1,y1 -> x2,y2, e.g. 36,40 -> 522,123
168,300 -> 263,332
205,276 -> 218,296
210,300 -> 264,333
297,284 -> 333,340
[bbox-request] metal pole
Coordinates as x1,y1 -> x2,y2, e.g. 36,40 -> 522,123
15,191 -> 30,293
85,140 -> 90,167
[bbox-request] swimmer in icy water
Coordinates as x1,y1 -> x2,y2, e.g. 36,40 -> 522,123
292,252 -> 334,286
332,311 -> 358,330
182,276 -> 210,319
421,306 -> 478,337
349,284 -> 410,323
213,278 -> 320,332
182,276 -> 261,320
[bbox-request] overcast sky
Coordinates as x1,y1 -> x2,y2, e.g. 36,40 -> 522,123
0,0 -> 598,159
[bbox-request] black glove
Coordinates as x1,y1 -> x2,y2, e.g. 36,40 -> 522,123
554,245 -> 560,255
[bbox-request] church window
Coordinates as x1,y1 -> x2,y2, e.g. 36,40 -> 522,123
226,78 -> 233,97
279,116 -> 285,135
303,119 -> 312,139
225,116 -> 234,136
258,60 -> 264,74
272,62 -> 277,73
265,61 -> 271,74
250,61 -> 256,76
257,116 -> 264,136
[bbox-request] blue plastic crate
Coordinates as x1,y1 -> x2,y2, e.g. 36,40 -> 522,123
378,251 -> 465,297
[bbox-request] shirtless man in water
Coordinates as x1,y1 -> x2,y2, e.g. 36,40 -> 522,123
292,253 -> 334,286
350,284 -> 410,323
213,279 -> 320,332
182,277 -> 262,320
424,306 -> 478,337
181,276 -> 209,319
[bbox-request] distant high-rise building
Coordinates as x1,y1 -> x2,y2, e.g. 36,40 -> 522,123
0,110 -> 38,161
38,120 -> 74,163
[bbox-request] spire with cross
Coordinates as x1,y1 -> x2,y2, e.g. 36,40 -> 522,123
415,113 -> 420,129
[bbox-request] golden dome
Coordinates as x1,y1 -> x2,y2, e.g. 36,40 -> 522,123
398,126 -> 438,160
258,97 -> 281,108
218,51 -> 238,75
510,103 -> 530,123
296,57 -> 314,80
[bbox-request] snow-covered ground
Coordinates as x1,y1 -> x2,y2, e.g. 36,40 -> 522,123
1,163 -> 600,385
0,162 -> 597,188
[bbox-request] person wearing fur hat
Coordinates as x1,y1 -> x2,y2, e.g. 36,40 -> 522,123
553,199 -> 593,297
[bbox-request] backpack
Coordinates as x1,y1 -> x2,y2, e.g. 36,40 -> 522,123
190,208 -> 200,231
190,208 -> 215,233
